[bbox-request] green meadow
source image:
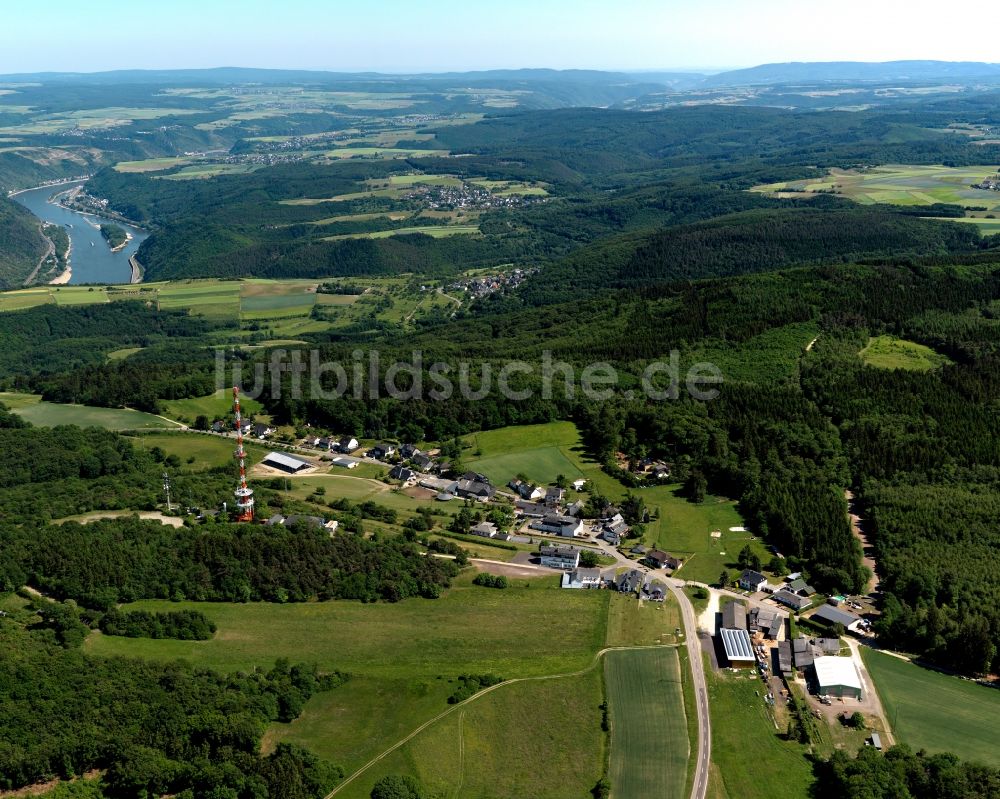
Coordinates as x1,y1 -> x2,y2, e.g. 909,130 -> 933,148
707,669 -> 813,799
863,649 -> 1000,767
0,392 -> 178,431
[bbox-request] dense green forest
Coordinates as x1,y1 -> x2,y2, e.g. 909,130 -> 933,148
0,616 -> 344,795
813,745 -> 1000,799
99,223 -> 128,250
0,195 -> 46,289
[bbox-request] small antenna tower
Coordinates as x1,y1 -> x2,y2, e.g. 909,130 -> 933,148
162,471 -> 173,512
232,386 -> 255,522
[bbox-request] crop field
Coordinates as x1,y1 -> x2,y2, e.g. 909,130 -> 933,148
0,392 -> 178,430
863,649 -> 1000,767
0,287 -> 53,311
278,187 -> 408,205
753,164 -> 1000,213
605,648 -> 688,799
860,335 -> 953,371
929,216 -> 1000,235
707,669 -> 813,799
469,178 -> 550,196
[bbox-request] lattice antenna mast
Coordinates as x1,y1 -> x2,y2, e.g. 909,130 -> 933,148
162,472 -> 173,512
232,386 -> 255,522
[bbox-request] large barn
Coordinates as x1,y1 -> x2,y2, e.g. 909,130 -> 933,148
720,628 -> 755,668
813,656 -> 864,700
261,452 -> 313,474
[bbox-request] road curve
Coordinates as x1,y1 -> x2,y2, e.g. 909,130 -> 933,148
668,581 -> 711,799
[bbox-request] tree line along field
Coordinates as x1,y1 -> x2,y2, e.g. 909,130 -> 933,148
862,649 -> 1000,768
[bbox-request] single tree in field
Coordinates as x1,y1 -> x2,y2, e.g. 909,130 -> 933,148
718,569 -> 730,588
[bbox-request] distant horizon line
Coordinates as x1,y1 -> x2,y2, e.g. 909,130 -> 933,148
3,58 -> 1000,79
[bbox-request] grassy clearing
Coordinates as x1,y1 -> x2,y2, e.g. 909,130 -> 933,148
85,578 -> 610,785
0,392 -> 177,430
859,335 -> 953,371
605,648 -> 688,799
463,422 -> 589,487
708,669 -> 813,799
863,649 -> 1000,767
106,347 -> 144,361
308,211 -> 410,226
159,389 -> 264,424
129,432 -> 266,471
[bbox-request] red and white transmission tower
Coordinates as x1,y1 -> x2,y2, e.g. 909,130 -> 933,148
232,386 -> 255,522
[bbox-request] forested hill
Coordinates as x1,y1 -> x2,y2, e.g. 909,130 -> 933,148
0,196 -> 46,290
517,207 -> 990,304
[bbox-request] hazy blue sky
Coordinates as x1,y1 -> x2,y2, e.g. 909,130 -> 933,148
1,0 -> 997,74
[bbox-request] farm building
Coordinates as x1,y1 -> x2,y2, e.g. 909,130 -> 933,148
774,589 -> 812,612
261,452 -> 313,474
813,656 -> 864,700
778,640 -> 793,673
792,636 -> 814,670
722,601 -> 748,631
330,456 -> 358,469
739,569 -> 767,592
810,604 -> 863,632
720,628 -> 755,668
750,607 -> 783,640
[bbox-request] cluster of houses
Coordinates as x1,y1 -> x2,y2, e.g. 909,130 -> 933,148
303,434 -> 360,454
215,419 -> 276,439
550,550 -> 668,601
445,268 -> 534,300
738,569 -> 869,633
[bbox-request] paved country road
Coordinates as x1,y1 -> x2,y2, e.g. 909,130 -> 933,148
668,580 -> 711,799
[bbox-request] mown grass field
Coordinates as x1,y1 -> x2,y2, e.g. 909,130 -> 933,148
605,648 -> 688,799
753,164 -> 1000,212
860,334 -> 953,371
707,669 -> 813,799
0,392 -> 178,430
83,577 -> 610,678
325,668 -> 606,799
605,592 -> 683,648
85,577 -> 611,790
863,649 -> 1000,767
463,421 -> 589,487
